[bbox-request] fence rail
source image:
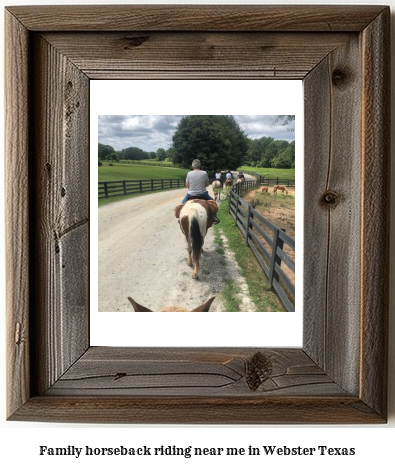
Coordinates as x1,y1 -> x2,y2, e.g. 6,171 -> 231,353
229,179 -> 295,312
99,178 -> 185,199
116,160 -> 182,168
235,172 -> 295,190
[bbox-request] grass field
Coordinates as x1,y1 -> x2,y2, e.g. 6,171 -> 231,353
99,163 -> 189,182
237,166 -> 295,180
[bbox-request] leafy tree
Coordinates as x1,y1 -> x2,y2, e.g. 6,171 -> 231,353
273,115 -> 295,132
246,137 -> 294,169
98,143 -> 116,161
246,139 -> 262,166
272,141 -> 295,168
212,115 -> 248,170
172,115 -> 248,172
166,147 -> 176,162
107,152 -> 119,161
121,146 -> 149,160
156,148 -> 167,161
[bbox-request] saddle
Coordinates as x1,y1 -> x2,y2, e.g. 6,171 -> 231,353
174,199 -> 220,225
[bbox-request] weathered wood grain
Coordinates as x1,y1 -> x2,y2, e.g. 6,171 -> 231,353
41,32 -> 351,80
5,9 -> 30,419
360,10 -> 390,418
29,34 -> 90,395
5,5 -> 386,32
304,35 -> 362,395
46,347 -> 342,397
5,5 -> 389,424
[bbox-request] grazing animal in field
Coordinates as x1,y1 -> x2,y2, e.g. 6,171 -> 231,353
273,185 -> 288,194
174,199 -> 219,279
212,180 -> 222,201
261,186 -> 269,193
128,296 -> 215,312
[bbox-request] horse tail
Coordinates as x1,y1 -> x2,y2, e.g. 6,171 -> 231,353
189,215 -> 203,264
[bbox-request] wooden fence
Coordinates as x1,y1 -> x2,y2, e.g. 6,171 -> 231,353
233,174 -> 295,194
99,178 -> 185,199
229,179 -> 295,312
117,160 -> 182,168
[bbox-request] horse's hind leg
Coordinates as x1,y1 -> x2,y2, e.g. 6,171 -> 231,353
192,255 -> 200,279
186,244 -> 192,266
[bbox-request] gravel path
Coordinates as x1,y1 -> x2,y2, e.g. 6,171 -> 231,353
98,175 -> 256,312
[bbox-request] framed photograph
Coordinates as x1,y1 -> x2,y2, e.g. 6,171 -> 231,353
5,5 -> 389,423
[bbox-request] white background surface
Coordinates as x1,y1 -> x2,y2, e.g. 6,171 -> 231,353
1,0 -> 394,469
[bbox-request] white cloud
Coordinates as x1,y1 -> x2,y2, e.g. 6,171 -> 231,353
98,115 -> 295,152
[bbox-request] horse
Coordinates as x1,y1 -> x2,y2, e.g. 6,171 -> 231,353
174,199 -> 219,279
128,296 -> 215,312
273,184 -> 288,194
261,186 -> 269,193
212,180 -> 222,201
236,177 -> 244,185
224,178 -> 233,188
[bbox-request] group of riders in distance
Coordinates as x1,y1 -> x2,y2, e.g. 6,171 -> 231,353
179,158 -> 243,205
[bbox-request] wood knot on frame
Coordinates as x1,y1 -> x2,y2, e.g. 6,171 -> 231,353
123,35 -> 150,49
246,351 -> 273,391
332,68 -> 350,88
320,190 -> 340,208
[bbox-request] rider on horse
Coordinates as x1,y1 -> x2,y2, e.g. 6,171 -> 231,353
175,159 -> 220,224
215,169 -> 223,187
181,159 -> 215,204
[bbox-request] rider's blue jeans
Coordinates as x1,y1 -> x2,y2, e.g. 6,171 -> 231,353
182,191 -> 214,204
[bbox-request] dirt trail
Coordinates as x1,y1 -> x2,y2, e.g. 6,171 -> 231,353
98,178 -> 255,312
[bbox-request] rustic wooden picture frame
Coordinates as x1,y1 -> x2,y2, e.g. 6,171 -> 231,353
5,5 -> 389,424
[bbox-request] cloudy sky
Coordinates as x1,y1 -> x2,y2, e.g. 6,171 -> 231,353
98,115 -> 295,152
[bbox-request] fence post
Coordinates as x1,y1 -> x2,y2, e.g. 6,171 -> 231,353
235,193 -> 240,226
104,182 -> 108,199
269,228 -> 285,287
123,180 -> 126,195
139,180 -> 143,193
246,205 -> 252,245
151,179 -> 154,191
162,179 -> 164,189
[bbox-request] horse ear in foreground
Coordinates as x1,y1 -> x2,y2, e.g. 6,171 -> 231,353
174,199 -> 219,279
128,296 -> 215,312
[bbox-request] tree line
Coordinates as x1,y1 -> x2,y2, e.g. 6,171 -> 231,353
98,115 -> 295,170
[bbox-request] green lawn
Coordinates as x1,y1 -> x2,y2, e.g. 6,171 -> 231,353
99,163 -> 189,182
237,166 -> 295,180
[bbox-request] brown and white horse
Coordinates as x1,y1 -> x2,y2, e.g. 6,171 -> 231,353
174,199 -> 219,279
128,296 -> 215,312
224,178 -> 233,188
273,185 -> 288,194
212,180 -> 222,201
